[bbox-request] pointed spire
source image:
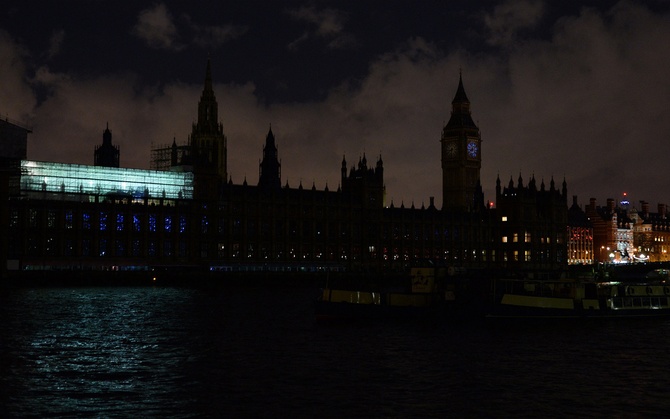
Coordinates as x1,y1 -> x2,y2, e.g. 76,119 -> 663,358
204,58 -> 213,93
452,70 -> 470,104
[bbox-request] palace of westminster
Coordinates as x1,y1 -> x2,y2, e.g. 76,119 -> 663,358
2,60 -> 670,278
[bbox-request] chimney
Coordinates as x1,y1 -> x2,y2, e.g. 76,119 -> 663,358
641,200 -> 649,214
607,198 -> 615,213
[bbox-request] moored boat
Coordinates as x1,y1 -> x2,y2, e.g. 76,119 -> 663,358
315,267 -> 461,321
488,275 -> 670,319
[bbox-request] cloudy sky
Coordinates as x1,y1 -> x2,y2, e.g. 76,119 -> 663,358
2,0 -> 670,209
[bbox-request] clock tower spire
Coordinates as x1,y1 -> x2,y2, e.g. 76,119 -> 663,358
441,72 -> 481,211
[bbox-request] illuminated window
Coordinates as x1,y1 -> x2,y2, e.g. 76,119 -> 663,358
513,233 -> 518,242
525,232 -> 531,243
524,250 -> 531,261
29,209 -> 38,227
148,241 -> 157,256
28,238 -> 38,255
502,216 -> 508,222
201,216 -> 209,233
20,160 -> 194,200
149,214 -> 157,232
179,216 -> 187,233
132,239 -> 141,256
82,212 -> 91,229
116,214 -> 124,231
115,240 -> 125,256
65,210 -> 73,229
514,250 -> 519,261
133,214 -> 141,232
9,209 -> 18,228
502,236 -> 508,243
100,212 -> 108,231
163,241 -> 172,257
164,216 -> 172,233
47,211 -> 56,228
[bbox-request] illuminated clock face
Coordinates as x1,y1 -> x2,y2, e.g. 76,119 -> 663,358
467,141 -> 478,158
446,142 -> 457,157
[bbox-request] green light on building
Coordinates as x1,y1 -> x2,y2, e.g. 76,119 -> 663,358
20,160 -> 193,200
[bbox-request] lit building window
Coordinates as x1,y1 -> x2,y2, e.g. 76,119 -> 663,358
502,216 -> 508,222
116,214 -> 124,231
100,212 -> 108,231
164,216 -> 172,233
115,240 -> 125,256
149,214 -> 157,232
502,236 -> 508,243
65,210 -> 73,229
9,209 -> 19,228
20,160 -> 194,200
201,216 -> 209,233
83,212 -> 91,229
179,216 -> 187,233
133,214 -> 141,232
47,210 -> 56,228
148,241 -> 157,256
132,239 -> 141,256
164,241 -> 172,257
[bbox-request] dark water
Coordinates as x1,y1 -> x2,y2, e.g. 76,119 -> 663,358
2,284 -> 670,418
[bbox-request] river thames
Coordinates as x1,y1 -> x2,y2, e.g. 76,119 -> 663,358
2,283 -> 670,417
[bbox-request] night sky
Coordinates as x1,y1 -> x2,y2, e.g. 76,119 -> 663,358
2,1 -> 670,209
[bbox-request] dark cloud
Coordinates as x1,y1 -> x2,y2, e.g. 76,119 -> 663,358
287,5 -> 355,51
132,3 -> 183,51
483,0 -> 545,46
1,1 -> 670,211
46,29 -> 65,59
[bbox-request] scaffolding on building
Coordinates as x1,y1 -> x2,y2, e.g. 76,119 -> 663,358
150,141 -> 191,171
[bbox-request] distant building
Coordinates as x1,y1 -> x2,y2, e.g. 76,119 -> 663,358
567,196 -> 594,265
4,62 -> 570,277
1,118 -> 31,278
94,123 -> 120,168
585,198 -> 670,263
0,117 -> 31,160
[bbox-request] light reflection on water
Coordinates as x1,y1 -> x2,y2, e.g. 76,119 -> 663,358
3,284 -> 670,417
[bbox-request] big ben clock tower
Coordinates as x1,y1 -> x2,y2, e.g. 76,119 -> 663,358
441,73 -> 481,211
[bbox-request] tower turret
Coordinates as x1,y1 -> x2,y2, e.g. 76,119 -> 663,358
190,59 -> 227,180
258,126 -> 281,190
189,59 -> 228,199
440,72 -> 481,211
94,123 -> 120,167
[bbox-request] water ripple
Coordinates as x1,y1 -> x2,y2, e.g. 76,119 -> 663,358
3,285 -> 670,417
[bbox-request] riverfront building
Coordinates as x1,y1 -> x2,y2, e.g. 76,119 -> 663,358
2,61 -> 572,278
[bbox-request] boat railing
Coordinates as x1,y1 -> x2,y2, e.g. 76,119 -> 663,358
609,296 -> 670,310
